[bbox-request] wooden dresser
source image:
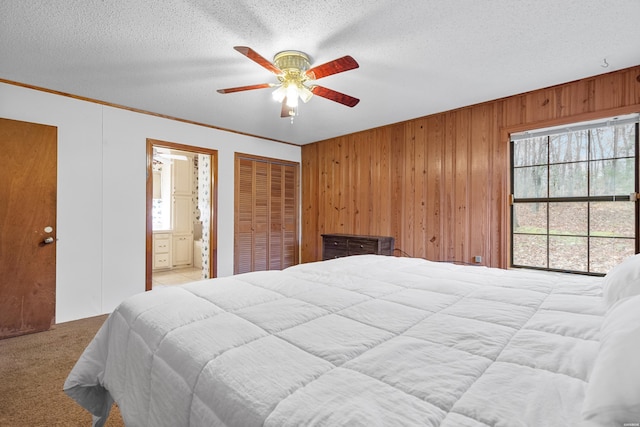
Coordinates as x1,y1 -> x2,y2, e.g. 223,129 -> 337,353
322,234 -> 395,261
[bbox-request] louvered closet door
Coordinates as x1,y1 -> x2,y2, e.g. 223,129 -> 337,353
269,163 -> 283,270
282,165 -> 297,267
235,155 -> 299,274
235,157 -> 262,273
269,163 -> 298,269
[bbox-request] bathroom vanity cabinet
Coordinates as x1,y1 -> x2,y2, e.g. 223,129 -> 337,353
152,155 -> 194,271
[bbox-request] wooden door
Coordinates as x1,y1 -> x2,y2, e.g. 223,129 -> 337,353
269,164 -> 283,270
235,157 -> 269,273
235,154 -> 299,274
270,163 -> 298,269
0,118 -> 57,339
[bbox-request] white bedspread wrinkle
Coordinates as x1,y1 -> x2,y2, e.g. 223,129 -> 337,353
64,255 -> 604,426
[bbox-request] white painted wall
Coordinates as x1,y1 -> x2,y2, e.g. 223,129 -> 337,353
0,82 -> 301,323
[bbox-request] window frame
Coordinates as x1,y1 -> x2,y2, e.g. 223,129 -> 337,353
509,118 -> 640,276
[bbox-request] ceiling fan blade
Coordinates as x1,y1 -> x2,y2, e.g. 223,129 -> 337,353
310,85 -> 360,107
305,56 -> 359,80
216,83 -> 274,94
280,98 -> 300,119
281,99 -> 291,118
234,46 -> 282,75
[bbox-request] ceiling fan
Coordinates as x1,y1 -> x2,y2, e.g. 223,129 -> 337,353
217,46 -> 360,121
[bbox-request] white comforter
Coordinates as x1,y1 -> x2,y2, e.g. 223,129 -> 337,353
64,255 -> 604,426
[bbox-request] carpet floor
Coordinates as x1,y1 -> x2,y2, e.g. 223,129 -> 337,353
0,314 -> 125,426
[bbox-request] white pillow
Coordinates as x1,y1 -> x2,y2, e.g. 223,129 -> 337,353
582,294 -> 640,425
602,253 -> 640,309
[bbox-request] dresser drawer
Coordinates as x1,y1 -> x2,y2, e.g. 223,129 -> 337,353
323,236 -> 347,260
347,238 -> 378,255
321,234 -> 395,260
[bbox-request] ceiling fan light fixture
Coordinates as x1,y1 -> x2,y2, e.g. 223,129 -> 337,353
272,85 -> 287,103
271,51 -> 313,112
299,85 -> 313,103
286,84 -> 299,108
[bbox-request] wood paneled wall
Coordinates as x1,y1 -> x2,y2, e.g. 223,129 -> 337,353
301,66 -> 640,267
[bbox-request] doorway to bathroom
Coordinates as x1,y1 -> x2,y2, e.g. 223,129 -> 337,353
145,139 -> 218,291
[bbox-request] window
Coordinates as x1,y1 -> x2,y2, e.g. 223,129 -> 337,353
510,115 -> 639,275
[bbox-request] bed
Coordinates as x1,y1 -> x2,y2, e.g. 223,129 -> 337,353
64,254 -> 640,426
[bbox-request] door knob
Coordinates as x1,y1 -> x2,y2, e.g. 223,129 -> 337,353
43,237 -> 54,244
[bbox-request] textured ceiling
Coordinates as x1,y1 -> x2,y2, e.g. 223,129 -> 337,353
1,0 -> 639,145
